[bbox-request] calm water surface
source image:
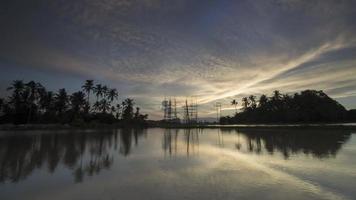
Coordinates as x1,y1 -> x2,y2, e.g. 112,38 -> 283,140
0,128 -> 355,200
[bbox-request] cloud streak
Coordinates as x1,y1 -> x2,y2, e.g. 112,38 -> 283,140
1,0 -> 356,119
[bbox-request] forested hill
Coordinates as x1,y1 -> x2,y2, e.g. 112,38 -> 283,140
221,90 -> 355,124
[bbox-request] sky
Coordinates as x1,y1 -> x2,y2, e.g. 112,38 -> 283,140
1,0 -> 356,119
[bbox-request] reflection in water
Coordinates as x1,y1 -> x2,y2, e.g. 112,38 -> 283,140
0,129 -> 146,183
220,128 -> 352,159
0,128 -> 352,184
162,129 -> 201,157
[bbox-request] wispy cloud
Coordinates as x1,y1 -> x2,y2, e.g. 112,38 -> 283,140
1,0 -> 356,119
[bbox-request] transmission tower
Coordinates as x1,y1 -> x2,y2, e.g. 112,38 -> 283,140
182,97 -> 198,124
214,102 -> 222,123
162,97 -> 179,122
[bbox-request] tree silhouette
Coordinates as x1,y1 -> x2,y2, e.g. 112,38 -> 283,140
231,99 -> 238,114
221,90 -> 350,124
107,88 -> 118,102
273,90 -> 282,101
115,104 -> 122,119
99,99 -> 110,114
82,80 -> 94,111
258,94 -> 268,108
248,95 -> 256,110
93,101 -> 101,113
0,80 -> 146,126
70,91 -> 86,114
94,84 -> 104,102
25,81 -> 44,123
242,97 -> 249,111
102,85 -> 108,99
39,91 -> 54,113
122,98 -> 134,121
54,88 -> 69,116
6,80 -> 25,123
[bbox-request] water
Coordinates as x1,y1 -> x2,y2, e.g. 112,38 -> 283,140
0,128 -> 355,200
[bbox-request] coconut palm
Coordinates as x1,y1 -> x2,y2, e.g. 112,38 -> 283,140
7,80 -> 25,97
107,88 -> 118,102
242,97 -> 249,111
99,99 -> 110,113
273,90 -> 282,101
25,81 -> 44,123
94,84 -> 104,101
115,103 -> 122,119
55,88 -> 69,115
70,91 -> 86,113
258,94 -> 268,108
7,80 -> 25,112
248,95 -> 256,110
231,99 -> 238,113
102,85 -> 108,99
39,91 -> 54,113
122,98 -> 134,120
271,90 -> 282,111
93,101 -> 101,112
82,80 -> 94,105
110,105 -> 116,114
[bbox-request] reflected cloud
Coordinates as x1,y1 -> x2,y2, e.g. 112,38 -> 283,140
0,128 -> 352,184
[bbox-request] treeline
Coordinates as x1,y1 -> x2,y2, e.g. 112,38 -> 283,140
0,80 -> 148,126
221,90 -> 355,124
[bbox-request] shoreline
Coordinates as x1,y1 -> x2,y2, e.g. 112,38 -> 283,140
1,123 -> 356,131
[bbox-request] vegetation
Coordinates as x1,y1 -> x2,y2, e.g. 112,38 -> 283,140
0,80 -> 148,126
221,90 -> 354,124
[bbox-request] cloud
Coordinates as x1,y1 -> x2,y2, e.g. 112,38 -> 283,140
1,0 -> 356,119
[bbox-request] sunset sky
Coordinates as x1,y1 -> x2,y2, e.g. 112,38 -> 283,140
1,0 -> 356,119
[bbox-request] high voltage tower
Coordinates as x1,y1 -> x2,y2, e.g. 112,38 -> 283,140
162,97 -> 179,122
182,97 -> 198,124
162,97 -> 198,124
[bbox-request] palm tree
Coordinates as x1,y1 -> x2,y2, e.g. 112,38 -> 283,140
273,90 -> 282,101
110,105 -> 116,115
99,99 -> 110,113
272,90 -> 282,111
231,99 -> 238,114
93,101 -> 101,113
102,85 -> 108,100
94,84 -> 104,101
134,107 -> 140,119
25,81 -> 44,123
7,80 -> 25,114
242,97 -> 249,111
107,88 -> 118,102
82,80 -> 94,106
122,98 -> 134,120
39,91 -> 54,113
115,103 -> 122,119
55,88 -> 69,115
70,91 -> 86,113
7,80 -> 25,97
248,95 -> 256,110
258,94 -> 268,108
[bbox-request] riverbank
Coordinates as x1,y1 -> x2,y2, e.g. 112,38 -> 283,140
1,123 -> 356,131
0,123 -> 122,131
